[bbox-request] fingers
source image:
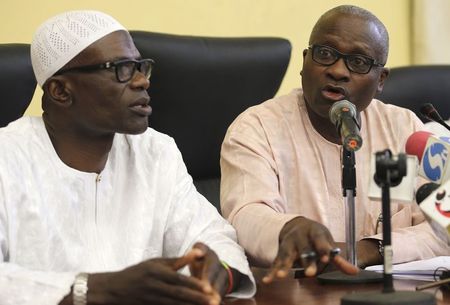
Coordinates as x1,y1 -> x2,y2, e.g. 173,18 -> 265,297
262,239 -> 297,284
302,251 -> 359,276
192,242 -> 209,255
189,242 -> 229,299
155,263 -> 220,304
263,218 -> 353,283
145,279 -> 219,305
120,258 -> 220,305
333,255 -> 359,275
189,244 -> 224,303
188,256 -> 214,294
148,260 -> 208,293
191,243 -> 214,281
304,261 -> 318,277
309,228 -> 335,264
190,243 -> 222,284
172,248 -> 205,270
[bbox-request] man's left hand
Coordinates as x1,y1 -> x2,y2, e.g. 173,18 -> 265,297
188,242 -> 234,303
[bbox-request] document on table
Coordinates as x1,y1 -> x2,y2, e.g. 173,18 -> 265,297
365,256 -> 450,281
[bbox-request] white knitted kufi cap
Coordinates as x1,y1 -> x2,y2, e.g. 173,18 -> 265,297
31,10 -> 127,87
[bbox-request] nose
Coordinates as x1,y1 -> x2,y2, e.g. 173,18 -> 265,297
326,58 -> 350,81
130,71 -> 150,90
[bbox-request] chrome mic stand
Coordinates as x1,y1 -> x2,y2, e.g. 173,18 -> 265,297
317,148 -> 382,284
343,148 -> 357,266
318,101 -> 382,283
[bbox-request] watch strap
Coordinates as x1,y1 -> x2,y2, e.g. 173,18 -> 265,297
73,272 -> 88,305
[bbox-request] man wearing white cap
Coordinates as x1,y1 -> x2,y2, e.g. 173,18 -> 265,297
0,10 -> 255,305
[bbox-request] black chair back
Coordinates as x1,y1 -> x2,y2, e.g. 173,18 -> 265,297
130,31 -> 291,208
0,44 -> 36,127
377,65 -> 450,122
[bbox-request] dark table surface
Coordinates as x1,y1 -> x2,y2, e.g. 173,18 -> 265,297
225,268 -> 450,305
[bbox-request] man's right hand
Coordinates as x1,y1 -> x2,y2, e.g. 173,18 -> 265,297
262,216 -> 359,283
61,249 -> 219,305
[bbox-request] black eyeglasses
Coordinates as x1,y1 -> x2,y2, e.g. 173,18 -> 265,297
55,58 -> 155,83
308,44 -> 384,74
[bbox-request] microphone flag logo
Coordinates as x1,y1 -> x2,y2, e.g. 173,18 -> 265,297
434,189 -> 450,218
439,136 -> 450,144
423,142 -> 448,182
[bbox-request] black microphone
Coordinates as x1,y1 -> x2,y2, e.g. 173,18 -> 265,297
329,100 -> 362,151
420,103 -> 450,132
416,182 -> 440,204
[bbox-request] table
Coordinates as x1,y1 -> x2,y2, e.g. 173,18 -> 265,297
226,268 -> 450,305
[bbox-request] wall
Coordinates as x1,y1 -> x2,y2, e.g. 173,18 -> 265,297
1,0 -> 411,116
412,0 -> 450,64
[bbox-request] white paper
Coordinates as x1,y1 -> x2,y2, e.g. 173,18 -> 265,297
365,256 -> 450,281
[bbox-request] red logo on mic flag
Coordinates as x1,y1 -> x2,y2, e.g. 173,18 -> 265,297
435,189 -> 450,218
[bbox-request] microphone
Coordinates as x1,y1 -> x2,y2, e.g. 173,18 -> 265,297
416,182 -> 440,204
420,103 -> 450,132
368,153 -> 418,203
329,100 -> 362,151
416,181 -> 450,245
405,131 -> 450,184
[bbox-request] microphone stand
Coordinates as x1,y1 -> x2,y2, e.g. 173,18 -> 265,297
433,119 -> 450,132
425,116 -> 450,132
420,103 -> 450,132
341,150 -> 435,305
317,148 -> 383,284
343,148 -> 357,266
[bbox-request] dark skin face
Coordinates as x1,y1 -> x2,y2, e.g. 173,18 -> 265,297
50,30 -> 151,137
301,14 -> 389,144
42,31 -> 151,173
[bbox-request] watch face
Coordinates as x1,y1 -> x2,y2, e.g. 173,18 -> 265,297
73,273 -> 88,305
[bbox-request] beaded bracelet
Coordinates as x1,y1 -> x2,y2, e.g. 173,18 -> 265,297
220,260 -> 233,294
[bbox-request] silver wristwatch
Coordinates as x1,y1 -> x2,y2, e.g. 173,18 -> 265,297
377,240 -> 384,258
73,272 -> 88,305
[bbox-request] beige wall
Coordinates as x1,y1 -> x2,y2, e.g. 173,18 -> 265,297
1,0 -> 411,116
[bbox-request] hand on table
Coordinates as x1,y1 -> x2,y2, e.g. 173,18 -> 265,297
61,248 -> 221,305
263,217 -> 359,284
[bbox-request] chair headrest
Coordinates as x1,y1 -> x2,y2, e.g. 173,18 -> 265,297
131,31 -> 291,179
377,65 -> 450,122
0,44 -> 37,127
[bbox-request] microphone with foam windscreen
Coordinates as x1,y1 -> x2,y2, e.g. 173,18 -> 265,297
420,103 -> 450,132
329,100 -> 362,151
416,181 -> 450,245
405,131 -> 450,184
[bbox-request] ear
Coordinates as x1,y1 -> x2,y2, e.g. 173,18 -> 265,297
301,49 -> 308,76
44,76 -> 73,108
376,67 -> 390,94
